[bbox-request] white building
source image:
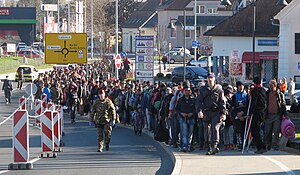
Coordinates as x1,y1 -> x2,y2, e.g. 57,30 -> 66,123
275,0 -> 300,84
205,0 -> 288,81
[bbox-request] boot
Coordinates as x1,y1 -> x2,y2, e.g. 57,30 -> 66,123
206,143 -> 213,155
212,142 -> 219,154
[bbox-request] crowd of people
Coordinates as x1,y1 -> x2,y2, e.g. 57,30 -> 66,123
2,59 -> 295,154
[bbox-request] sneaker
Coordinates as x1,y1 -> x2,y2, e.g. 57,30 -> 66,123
181,147 -> 187,152
255,148 -> 267,154
98,149 -> 103,152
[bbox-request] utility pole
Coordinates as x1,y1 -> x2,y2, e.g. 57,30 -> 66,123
115,0 -> 119,80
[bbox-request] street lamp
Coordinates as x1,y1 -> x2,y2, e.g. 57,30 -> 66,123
220,0 -> 288,80
168,10 -> 187,81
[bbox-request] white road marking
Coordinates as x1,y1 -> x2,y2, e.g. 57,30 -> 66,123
0,170 -> 9,174
0,157 -> 41,174
249,151 -> 295,175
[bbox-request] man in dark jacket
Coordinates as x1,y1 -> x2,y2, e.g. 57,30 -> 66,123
196,73 -> 226,155
2,75 -> 13,104
248,77 -> 267,154
265,79 -> 287,150
175,81 -> 196,152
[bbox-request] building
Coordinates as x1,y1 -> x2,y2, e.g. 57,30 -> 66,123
204,0 -> 290,81
121,0 -> 160,53
274,0 -> 300,85
157,0 -> 232,55
122,0 -> 232,55
0,7 -> 36,46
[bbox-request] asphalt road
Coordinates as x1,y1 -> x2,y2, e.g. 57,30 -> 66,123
0,84 -> 173,175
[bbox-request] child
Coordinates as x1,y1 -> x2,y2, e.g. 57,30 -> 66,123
132,105 -> 144,136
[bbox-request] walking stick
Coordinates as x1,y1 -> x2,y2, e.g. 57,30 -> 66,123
242,97 -> 251,154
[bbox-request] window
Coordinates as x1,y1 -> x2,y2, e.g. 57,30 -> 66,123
295,33 -> 300,54
170,28 -> 177,38
207,8 -> 217,14
185,30 -> 191,38
196,5 -> 205,14
196,26 -> 201,37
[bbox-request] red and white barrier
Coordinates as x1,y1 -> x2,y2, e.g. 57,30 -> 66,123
40,111 -> 56,157
13,110 -> 29,162
19,96 -> 26,110
35,99 -> 42,125
8,109 -> 33,170
48,102 -> 55,111
53,111 -> 61,150
41,94 -> 47,111
56,105 -> 64,138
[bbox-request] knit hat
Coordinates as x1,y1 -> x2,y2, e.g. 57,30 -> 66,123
253,76 -> 261,84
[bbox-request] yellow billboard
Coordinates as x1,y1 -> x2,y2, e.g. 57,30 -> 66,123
45,33 -> 87,64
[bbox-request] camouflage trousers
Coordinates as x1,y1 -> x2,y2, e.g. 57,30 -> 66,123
97,123 -> 112,150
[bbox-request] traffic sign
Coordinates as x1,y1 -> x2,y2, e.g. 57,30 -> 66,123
192,41 -> 200,48
120,52 -> 127,58
45,33 -> 87,64
25,83 -> 37,96
115,54 -> 122,69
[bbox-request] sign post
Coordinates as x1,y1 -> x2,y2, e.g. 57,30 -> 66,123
115,54 -> 121,70
135,36 -> 154,84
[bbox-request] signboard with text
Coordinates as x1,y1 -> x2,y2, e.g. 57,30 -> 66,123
45,33 -> 87,64
135,36 -> 154,84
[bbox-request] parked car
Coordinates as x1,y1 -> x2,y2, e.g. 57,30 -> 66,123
171,66 -> 208,84
18,50 -> 44,59
171,47 -> 190,55
167,52 -> 194,64
17,42 -> 27,51
187,56 -> 213,67
15,65 -> 39,82
285,91 -> 300,105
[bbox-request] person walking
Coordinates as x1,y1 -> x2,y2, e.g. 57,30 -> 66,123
162,56 -> 168,70
89,89 -> 116,152
17,68 -> 24,90
288,77 -> 295,105
247,77 -> 267,154
175,81 -> 196,152
2,75 -> 13,104
265,80 -> 287,151
196,73 -> 227,155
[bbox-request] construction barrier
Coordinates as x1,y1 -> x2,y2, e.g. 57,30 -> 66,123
41,94 -> 47,111
56,105 -> 64,137
19,96 -> 26,110
34,99 -> 42,126
53,110 -> 62,152
48,102 -> 54,111
8,109 -> 33,170
40,110 -> 56,158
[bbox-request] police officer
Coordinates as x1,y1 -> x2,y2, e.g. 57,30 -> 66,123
196,73 -> 226,155
2,75 -> 13,104
90,89 -> 116,152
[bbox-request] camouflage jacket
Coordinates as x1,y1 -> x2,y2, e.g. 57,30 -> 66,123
90,98 -> 116,125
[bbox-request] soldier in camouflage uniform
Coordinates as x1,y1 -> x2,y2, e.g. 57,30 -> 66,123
90,89 -> 116,152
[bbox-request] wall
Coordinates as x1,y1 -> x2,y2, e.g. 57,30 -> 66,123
276,1 -> 300,81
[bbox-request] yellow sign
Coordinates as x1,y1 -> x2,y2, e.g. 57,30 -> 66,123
45,33 -> 87,64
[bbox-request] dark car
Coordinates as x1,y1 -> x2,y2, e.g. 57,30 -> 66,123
171,66 -> 208,84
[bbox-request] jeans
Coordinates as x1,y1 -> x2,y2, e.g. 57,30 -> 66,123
146,108 -> 151,129
203,111 -> 222,144
170,113 -> 180,147
179,116 -> 195,149
70,105 -> 77,120
223,125 -> 234,145
264,114 -> 281,149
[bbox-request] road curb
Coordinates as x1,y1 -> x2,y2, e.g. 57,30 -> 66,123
117,124 -> 182,175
